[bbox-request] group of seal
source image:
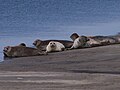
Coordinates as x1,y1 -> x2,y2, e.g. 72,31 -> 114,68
3,33 -> 120,58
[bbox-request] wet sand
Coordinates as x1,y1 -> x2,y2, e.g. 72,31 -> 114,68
0,44 -> 120,90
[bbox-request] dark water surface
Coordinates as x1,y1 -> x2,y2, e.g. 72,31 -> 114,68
0,0 -> 120,61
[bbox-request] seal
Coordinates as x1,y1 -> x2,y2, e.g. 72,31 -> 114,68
3,44 -> 47,57
86,37 -> 102,47
109,34 -> 120,44
46,41 -> 65,53
33,39 -> 73,51
88,36 -> 118,46
71,36 -> 89,49
114,33 -> 120,43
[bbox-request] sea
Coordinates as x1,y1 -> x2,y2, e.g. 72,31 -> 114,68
0,0 -> 120,62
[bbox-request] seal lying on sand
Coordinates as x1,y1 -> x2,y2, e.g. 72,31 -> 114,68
70,33 -> 89,49
86,37 -> 102,47
71,36 -> 89,49
89,36 -> 118,46
33,39 -> 73,51
108,34 -> 120,44
3,43 -> 47,57
46,41 -> 65,53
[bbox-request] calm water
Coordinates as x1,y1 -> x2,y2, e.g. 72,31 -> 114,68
0,0 -> 120,61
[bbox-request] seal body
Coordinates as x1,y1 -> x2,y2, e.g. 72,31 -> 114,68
33,39 -> 73,51
71,36 -> 89,49
86,38 -> 102,47
3,45 -> 46,57
46,41 -> 65,52
88,36 -> 118,46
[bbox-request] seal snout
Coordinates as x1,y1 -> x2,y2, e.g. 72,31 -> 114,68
3,46 -> 10,57
50,42 -> 56,48
33,41 -> 37,46
33,39 -> 42,46
3,46 -> 9,52
33,40 -> 38,46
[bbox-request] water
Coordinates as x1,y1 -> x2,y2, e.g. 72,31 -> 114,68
0,0 -> 120,62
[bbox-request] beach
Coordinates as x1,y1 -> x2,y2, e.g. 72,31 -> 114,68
0,44 -> 120,90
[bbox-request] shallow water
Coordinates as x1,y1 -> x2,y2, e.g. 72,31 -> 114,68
0,0 -> 120,61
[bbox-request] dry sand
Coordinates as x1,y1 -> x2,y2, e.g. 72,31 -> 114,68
0,44 -> 120,90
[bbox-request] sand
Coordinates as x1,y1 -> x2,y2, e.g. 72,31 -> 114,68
0,44 -> 120,90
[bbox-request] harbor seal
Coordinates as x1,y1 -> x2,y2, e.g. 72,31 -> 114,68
3,44 -> 47,57
88,36 -> 118,46
46,41 -> 65,53
33,39 -> 73,51
86,37 -> 102,47
109,34 -> 120,44
71,36 -> 89,49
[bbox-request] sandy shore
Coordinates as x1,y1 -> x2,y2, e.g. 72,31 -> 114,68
0,44 -> 120,90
